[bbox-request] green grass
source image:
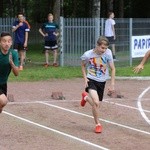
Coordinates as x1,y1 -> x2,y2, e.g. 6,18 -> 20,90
116,63 -> 150,77
8,44 -> 150,82
9,66 -> 82,82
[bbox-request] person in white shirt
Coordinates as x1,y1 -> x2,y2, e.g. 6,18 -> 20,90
105,12 -> 116,60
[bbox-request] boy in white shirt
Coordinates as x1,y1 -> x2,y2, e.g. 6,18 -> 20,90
105,12 -> 116,60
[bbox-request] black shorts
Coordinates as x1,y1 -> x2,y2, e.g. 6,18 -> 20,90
44,40 -> 58,50
13,43 -> 27,51
0,83 -> 7,96
85,78 -> 106,101
106,36 -> 115,44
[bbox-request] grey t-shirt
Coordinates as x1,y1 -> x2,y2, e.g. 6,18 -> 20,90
81,48 -> 113,82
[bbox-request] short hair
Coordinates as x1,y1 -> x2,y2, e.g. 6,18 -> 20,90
107,11 -> 114,18
0,32 -> 11,38
17,12 -> 24,17
97,36 -> 109,46
48,13 -> 53,17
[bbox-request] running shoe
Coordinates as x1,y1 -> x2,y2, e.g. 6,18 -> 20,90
53,63 -> 59,67
80,91 -> 88,107
44,63 -> 49,67
95,124 -> 102,133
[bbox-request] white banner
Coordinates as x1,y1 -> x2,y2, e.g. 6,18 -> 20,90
131,35 -> 150,58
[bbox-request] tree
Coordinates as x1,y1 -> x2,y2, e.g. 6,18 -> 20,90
53,0 -> 60,23
92,0 -> 101,17
1,0 -> 150,21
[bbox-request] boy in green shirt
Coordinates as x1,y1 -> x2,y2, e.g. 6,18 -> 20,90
0,32 -> 19,113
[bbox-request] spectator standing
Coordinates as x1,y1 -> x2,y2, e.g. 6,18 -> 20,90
39,13 -> 59,67
12,12 -> 30,71
105,11 -> 116,60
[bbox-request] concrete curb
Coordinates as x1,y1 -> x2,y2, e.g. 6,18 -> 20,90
115,76 -> 150,80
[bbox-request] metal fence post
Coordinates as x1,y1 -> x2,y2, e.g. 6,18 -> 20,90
100,18 -> 104,36
129,18 -> 133,66
59,17 -> 64,67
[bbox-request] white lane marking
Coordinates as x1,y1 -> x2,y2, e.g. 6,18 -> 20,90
137,86 -> 150,125
104,100 -> 150,113
3,111 -> 109,150
38,102 -> 150,135
7,100 -> 150,113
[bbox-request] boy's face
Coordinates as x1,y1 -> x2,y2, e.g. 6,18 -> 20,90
110,13 -> 115,18
48,15 -> 53,22
18,14 -> 24,22
0,36 -> 12,51
96,44 -> 108,54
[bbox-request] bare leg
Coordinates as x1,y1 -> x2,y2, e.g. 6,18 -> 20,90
85,89 -> 101,125
0,94 -> 8,113
19,51 -> 25,66
53,49 -> 58,64
45,50 -> 49,64
111,44 -> 116,58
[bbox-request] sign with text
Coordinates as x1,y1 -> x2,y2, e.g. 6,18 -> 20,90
131,35 -> 150,58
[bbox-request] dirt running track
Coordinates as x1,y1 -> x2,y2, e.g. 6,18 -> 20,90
0,78 -> 150,150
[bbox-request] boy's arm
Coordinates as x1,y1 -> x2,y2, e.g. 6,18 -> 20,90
24,31 -> 28,48
39,28 -> 46,37
9,53 -> 19,76
12,25 -> 19,32
133,50 -> 150,73
81,60 -> 88,88
12,22 -> 23,32
108,62 -> 116,91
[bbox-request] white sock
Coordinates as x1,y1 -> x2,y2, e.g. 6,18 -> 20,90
96,123 -> 101,126
84,96 -> 88,101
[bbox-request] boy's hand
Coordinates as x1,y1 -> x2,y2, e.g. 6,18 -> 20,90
18,22 -> 23,27
133,64 -> 144,73
108,84 -> 115,93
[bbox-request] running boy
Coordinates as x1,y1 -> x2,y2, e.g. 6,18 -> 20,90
0,32 -> 19,113
80,36 -> 116,133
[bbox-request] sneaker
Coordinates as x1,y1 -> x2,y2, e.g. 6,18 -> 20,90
95,124 -> 102,133
43,63 -> 49,67
53,63 -> 59,67
80,92 -> 88,107
19,66 -> 23,71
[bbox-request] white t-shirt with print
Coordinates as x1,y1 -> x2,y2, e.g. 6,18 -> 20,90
81,48 -> 113,82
